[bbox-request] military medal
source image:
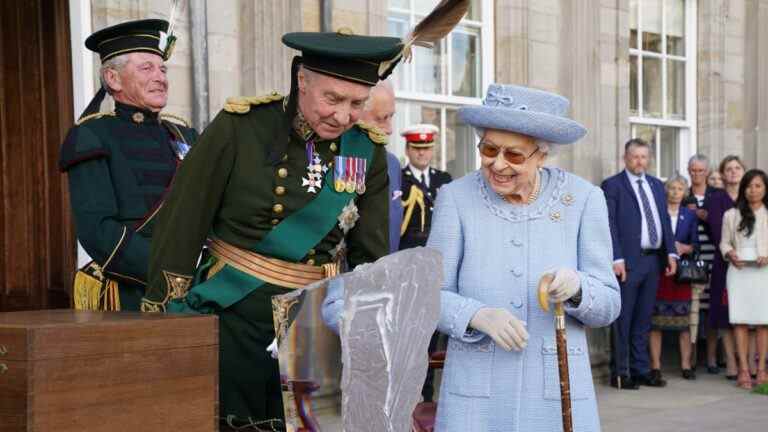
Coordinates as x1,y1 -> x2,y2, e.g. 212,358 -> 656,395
355,157 -> 367,194
170,140 -> 190,160
301,140 -> 326,194
334,156 -> 346,192
345,157 -> 356,193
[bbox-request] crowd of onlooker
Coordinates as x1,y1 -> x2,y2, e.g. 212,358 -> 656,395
604,139 -> 768,391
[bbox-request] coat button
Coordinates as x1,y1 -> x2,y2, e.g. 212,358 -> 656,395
511,268 -> 523,277
308,248 -> 316,256
273,204 -> 284,214
275,186 -> 286,196
511,295 -> 523,308
306,259 -> 316,266
511,239 -> 523,247
271,218 -> 280,225
330,142 -> 338,152
277,168 -> 288,178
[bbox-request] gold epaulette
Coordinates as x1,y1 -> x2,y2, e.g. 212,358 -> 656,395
160,112 -> 190,128
75,111 -> 115,126
356,121 -> 389,145
223,92 -> 284,114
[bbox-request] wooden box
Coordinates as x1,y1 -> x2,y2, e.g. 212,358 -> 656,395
0,310 -> 218,432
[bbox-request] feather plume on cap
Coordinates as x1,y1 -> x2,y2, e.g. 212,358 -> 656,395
378,0 -> 470,77
159,0 -> 181,60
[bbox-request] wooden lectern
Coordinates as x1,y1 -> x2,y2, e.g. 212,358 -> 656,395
0,310 -> 218,432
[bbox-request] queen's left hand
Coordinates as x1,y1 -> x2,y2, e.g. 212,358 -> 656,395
544,268 -> 581,303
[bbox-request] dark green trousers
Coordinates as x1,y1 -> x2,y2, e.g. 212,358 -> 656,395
118,282 -> 145,311
217,283 -> 286,427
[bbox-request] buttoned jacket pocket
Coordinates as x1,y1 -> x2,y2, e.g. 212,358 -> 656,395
445,337 -> 493,398
542,344 -> 591,401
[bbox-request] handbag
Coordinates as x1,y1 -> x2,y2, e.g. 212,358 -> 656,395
675,251 -> 709,284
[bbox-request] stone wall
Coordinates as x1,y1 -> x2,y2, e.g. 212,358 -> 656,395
495,0 -> 628,185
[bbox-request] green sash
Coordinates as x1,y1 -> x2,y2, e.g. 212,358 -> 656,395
168,127 -> 374,314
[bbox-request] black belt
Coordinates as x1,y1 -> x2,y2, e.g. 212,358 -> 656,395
641,248 -> 662,256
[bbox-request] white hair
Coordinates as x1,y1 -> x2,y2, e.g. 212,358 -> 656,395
99,54 -> 131,95
363,80 -> 394,111
476,127 -> 553,155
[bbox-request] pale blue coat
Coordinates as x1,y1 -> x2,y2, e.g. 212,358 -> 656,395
430,167 -> 620,432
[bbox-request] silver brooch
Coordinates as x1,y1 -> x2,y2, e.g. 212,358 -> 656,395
561,193 -> 575,206
550,211 -> 562,222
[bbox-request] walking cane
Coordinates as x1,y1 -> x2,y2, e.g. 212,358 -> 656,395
538,273 -> 573,432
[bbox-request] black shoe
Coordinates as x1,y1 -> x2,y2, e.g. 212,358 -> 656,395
707,365 -> 720,374
635,369 -> 667,387
682,369 -> 696,380
726,374 -> 737,380
610,375 -> 639,390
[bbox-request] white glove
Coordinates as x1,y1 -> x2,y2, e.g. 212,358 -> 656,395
266,338 -> 279,359
469,307 -> 529,352
545,268 -> 581,303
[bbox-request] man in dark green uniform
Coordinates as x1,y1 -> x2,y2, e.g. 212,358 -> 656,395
143,32 -> 405,430
60,19 -> 197,312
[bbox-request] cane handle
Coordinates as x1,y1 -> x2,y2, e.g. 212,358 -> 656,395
537,273 -> 556,312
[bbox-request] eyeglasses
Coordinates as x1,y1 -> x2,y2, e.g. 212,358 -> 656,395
477,141 -> 539,165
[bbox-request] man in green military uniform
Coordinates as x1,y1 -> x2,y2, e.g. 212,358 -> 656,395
60,19 -> 197,312
143,32 -> 404,430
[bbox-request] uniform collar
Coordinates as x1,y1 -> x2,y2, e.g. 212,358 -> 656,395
115,102 -> 160,125
292,109 -> 315,141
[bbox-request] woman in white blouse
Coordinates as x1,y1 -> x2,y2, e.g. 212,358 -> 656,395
720,169 -> 768,389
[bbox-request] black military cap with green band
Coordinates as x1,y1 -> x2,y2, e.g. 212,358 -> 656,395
282,31 -> 404,86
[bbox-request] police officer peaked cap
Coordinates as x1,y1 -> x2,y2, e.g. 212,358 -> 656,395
282,31 -> 404,86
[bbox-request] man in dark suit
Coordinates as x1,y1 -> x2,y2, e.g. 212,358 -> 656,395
602,138 -> 677,389
399,124 -> 452,251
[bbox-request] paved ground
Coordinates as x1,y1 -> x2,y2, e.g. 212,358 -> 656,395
315,369 -> 766,431
598,371 -> 767,432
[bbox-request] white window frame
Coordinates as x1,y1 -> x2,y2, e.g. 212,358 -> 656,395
629,0 -> 696,178
388,0 -> 494,173
69,0 -> 96,268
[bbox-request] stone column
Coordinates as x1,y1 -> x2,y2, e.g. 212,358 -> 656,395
743,0 -> 768,169
239,0 -> 304,96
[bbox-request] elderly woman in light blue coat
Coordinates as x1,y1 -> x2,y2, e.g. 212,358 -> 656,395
431,84 -> 620,432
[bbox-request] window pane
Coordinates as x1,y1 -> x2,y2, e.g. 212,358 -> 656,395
632,124 -> 658,176
452,28 -> 480,97
388,15 -> 410,91
659,126 -> 680,178
667,59 -> 685,120
630,55 -> 639,115
414,41 -> 443,94
642,56 -> 662,118
666,0 -> 686,56
388,0 -> 409,9
415,0 -> 441,15
630,0 -> 638,49
641,0 -> 662,52
446,107 -> 477,178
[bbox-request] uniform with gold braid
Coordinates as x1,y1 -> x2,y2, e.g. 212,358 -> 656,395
60,17 -> 197,312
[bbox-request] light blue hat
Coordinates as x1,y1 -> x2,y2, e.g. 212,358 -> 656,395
458,84 -> 587,144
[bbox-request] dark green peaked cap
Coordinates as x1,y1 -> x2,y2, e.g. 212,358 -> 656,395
85,19 -> 174,62
282,32 -> 404,86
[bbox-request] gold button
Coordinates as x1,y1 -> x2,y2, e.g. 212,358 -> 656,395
277,168 -> 288,178
330,142 -> 338,152
282,154 -> 288,161
271,218 -> 280,225
308,248 -> 316,256
273,204 -> 284,214
275,186 -> 286,196
306,259 -> 316,266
